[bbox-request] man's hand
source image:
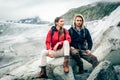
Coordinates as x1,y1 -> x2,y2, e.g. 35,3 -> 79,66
53,42 -> 62,51
85,50 -> 92,54
70,46 -> 75,50
48,50 -> 54,58
70,46 -> 79,54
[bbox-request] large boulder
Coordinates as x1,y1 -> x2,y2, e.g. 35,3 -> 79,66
46,57 -> 93,80
114,65 -> 120,80
105,50 -> 120,65
46,57 -> 75,80
87,60 -> 118,80
53,65 -> 74,80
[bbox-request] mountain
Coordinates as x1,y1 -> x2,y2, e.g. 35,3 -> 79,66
62,1 -> 120,24
6,16 -> 49,24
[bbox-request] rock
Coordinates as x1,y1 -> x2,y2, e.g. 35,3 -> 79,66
87,60 -> 118,80
114,65 -> 120,80
46,57 -> 75,80
75,73 -> 90,80
46,64 -> 56,79
46,57 -> 64,79
105,50 -> 120,65
46,57 -> 93,80
53,65 -> 75,80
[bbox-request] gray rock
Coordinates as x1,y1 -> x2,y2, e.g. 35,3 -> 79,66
46,64 -> 56,79
46,57 -> 75,80
46,57 -> 93,80
53,65 -> 75,80
75,73 -> 90,80
114,65 -> 120,80
105,50 -> 120,65
87,60 -> 118,80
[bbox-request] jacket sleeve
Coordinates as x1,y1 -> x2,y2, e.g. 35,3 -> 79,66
86,29 -> 93,50
45,29 -> 52,50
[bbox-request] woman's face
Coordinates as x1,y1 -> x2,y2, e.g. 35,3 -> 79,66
56,18 -> 64,27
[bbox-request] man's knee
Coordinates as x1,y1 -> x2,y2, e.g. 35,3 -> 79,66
91,55 -> 98,62
89,54 -> 99,67
70,49 -> 79,55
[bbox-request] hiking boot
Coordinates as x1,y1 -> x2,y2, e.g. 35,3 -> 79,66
63,60 -> 69,73
36,69 -> 48,78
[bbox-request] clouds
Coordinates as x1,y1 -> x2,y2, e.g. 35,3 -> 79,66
0,0 -> 104,21
0,0 -> 52,21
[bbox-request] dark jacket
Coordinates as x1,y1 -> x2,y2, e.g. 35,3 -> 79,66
69,26 -> 93,50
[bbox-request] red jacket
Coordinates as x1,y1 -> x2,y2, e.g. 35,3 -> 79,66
45,28 -> 71,50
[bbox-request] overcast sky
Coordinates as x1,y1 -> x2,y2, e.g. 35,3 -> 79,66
0,0 -> 119,22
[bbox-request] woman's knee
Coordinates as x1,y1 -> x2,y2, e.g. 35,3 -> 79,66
41,49 -> 48,56
63,40 -> 69,46
63,40 -> 70,47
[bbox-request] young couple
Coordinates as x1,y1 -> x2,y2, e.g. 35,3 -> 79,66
36,14 -> 99,78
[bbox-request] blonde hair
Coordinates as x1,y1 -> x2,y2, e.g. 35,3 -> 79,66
73,14 -> 85,29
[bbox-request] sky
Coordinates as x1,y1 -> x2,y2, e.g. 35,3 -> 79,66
0,0 -> 118,22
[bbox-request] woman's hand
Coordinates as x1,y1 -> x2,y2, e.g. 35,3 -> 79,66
48,50 -> 54,58
53,42 -> 62,51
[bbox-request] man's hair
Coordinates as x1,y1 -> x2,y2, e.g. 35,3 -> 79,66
73,14 -> 84,28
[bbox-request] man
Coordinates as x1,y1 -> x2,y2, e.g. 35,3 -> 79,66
69,14 -> 99,74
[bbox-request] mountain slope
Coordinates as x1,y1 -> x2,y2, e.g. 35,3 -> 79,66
62,2 -> 120,24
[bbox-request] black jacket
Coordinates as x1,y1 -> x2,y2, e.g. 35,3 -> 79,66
69,26 -> 93,50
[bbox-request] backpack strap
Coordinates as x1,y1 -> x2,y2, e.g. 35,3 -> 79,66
83,27 -> 88,48
83,27 -> 87,39
83,28 -> 86,39
63,29 -> 66,40
51,26 -> 56,42
69,28 -> 73,37
51,26 -> 66,42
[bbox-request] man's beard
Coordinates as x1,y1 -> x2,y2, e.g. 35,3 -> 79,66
77,24 -> 82,27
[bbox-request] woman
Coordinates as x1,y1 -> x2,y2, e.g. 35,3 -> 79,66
36,17 -> 71,78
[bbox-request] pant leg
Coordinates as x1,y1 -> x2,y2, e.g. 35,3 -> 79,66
53,40 -> 70,57
63,40 -> 70,56
70,49 -> 84,71
80,51 -> 99,68
40,49 -> 60,67
40,49 -> 49,67
40,40 -> 70,66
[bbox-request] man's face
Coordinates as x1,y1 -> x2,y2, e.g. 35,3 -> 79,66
75,17 -> 83,27
56,19 -> 64,27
